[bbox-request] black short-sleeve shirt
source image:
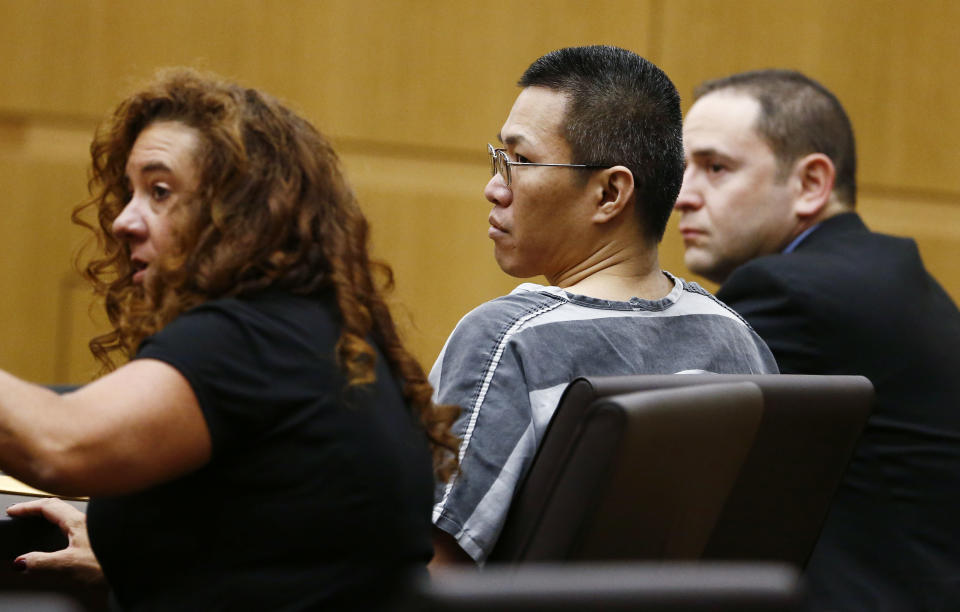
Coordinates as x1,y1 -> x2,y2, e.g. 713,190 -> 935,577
86,290 -> 434,611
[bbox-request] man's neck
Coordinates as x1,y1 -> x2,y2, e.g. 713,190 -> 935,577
787,199 -> 854,247
550,242 -> 673,302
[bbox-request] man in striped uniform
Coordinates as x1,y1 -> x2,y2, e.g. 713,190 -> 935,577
430,46 -> 777,566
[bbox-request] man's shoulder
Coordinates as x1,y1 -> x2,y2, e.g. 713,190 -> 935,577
776,213 -> 920,270
664,274 -> 756,329
435,284 -> 568,357
722,221 -> 924,300
717,225 -> 937,339
468,278 -> 749,328
719,251 -> 845,318
455,283 -> 567,329
726,252 -> 813,284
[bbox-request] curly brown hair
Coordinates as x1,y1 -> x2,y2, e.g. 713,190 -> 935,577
73,68 -> 458,480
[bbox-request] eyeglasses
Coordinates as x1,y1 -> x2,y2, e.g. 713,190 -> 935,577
487,144 -> 610,186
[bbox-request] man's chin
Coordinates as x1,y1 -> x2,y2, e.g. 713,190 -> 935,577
495,263 -> 538,281
493,248 -> 549,281
683,253 -> 723,283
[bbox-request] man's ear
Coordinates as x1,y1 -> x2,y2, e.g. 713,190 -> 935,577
591,165 -> 635,224
791,153 -> 835,220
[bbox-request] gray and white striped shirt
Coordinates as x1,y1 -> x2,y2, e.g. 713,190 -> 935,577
430,274 -> 777,563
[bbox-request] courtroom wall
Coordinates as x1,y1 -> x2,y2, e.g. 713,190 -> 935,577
0,0 -> 956,383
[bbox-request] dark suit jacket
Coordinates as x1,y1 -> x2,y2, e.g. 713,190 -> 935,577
719,212 -> 960,611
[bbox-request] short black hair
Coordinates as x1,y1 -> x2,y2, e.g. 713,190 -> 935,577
695,69 -> 857,206
519,45 -> 684,243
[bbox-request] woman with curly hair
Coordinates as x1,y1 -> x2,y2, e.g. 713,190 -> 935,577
2,68 -> 458,610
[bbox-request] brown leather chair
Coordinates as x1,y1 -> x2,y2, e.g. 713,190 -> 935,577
492,374 -> 873,568
413,562 -> 805,611
489,382 -> 764,562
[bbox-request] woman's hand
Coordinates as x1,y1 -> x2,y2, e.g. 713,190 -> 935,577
6,498 -> 105,585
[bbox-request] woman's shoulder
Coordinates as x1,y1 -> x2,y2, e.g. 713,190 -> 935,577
145,289 -> 340,356
194,288 -> 335,318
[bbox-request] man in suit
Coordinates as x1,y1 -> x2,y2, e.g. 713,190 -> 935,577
675,69 -> 960,610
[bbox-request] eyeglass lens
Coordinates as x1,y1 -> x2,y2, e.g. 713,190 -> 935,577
488,145 -> 510,185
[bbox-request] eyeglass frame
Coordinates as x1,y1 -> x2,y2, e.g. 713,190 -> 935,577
487,144 -> 611,186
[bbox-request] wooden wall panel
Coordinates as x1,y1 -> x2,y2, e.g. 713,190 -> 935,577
0,0 -> 655,150
0,0 -> 659,379
0,150 -> 94,382
0,0 -> 107,116
1,0 -> 958,381
659,0 -> 960,195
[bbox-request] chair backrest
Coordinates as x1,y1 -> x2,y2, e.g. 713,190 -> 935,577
0,594 -> 84,612
491,382 -> 764,562
411,562 -> 805,612
494,374 -> 873,567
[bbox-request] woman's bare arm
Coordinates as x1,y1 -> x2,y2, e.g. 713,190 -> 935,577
0,359 -> 210,497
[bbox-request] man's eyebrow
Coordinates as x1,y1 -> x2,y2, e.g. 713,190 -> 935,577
689,147 -> 720,158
